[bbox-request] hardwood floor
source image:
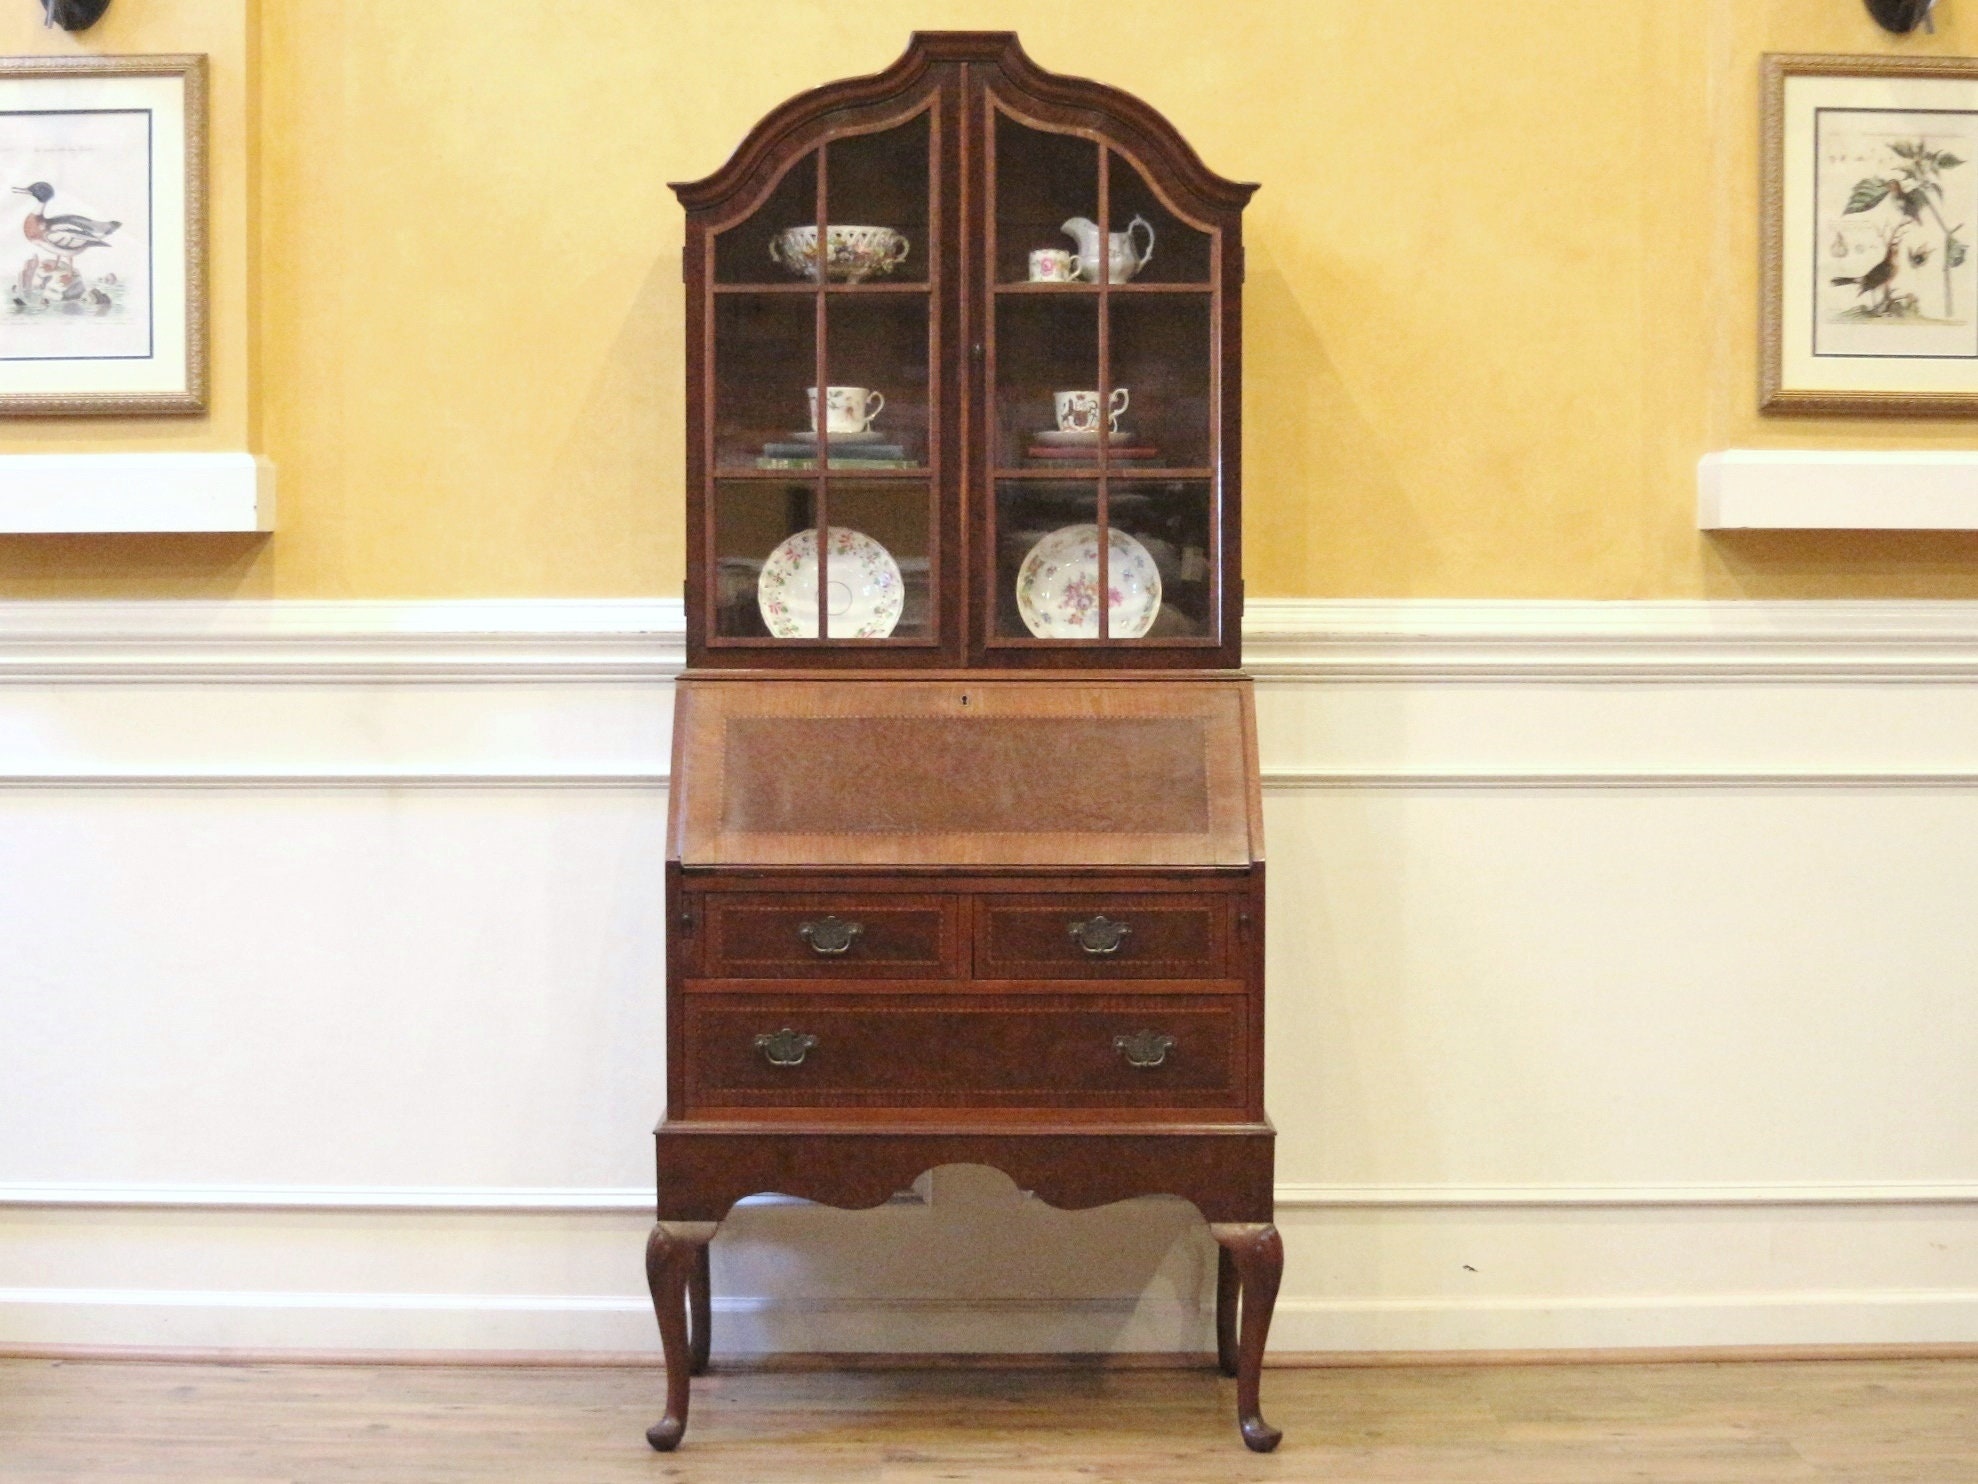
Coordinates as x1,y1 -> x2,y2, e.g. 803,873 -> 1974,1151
2,1356 -> 1976,1482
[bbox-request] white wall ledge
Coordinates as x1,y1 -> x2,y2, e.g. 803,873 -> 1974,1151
1699,449 -> 1978,530
0,453 -> 274,533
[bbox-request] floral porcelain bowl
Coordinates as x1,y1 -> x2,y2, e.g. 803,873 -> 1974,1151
770,224 -> 911,283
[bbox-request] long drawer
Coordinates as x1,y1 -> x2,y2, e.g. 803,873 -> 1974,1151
680,990 -> 1249,1110
973,893 -> 1233,979
700,894 -> 965,979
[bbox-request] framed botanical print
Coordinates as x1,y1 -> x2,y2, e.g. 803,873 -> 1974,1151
0,54 -> 205,416
1763,53 -> 1978,415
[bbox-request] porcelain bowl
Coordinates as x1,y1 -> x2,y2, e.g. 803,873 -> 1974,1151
770,224 -> 911,283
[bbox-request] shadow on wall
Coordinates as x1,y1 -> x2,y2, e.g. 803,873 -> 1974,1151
1706,528 -> 1978,599
1244,246 -> 1422,595
533,252 -> 677,593
708,1164 -> 1218,1354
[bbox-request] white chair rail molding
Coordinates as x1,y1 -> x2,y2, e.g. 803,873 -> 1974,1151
1699,449 -> 1978,530
0,452 -> 274,534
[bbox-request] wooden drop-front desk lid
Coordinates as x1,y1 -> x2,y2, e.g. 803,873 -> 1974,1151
670,676 -> 1263,869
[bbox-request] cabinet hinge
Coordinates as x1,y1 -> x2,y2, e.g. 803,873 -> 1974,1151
681,247 -> 690,285
1232,244 -> 1245,284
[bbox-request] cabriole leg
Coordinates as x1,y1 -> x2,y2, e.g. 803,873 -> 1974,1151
689,1240 -> 712,1376
1209,1222 -> 1283,1453
645,1221 -> 717,1451
1215,1243 -> 1241,1377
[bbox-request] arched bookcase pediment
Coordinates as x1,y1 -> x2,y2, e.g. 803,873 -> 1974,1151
670,32 -> 1257,221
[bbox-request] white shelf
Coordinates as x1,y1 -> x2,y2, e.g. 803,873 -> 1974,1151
0,453 -> 274,533
1699,450 -> 1978,530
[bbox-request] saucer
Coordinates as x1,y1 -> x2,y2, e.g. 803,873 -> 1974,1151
757,527 -> 904,639
1032,427 -> 1139,447
1014,523 -> 1162,639
787,429 -> 887,445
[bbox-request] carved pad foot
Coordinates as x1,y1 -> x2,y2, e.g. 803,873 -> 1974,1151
1209,1222 -> 1283,1453
645,1221 -> 717,1451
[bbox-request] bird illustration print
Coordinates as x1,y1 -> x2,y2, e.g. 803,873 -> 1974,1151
13,182 -> 118,267
1831,222 -> 1911,315
9,181 -> 123,315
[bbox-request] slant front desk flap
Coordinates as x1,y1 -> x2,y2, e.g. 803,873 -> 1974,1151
672,678 -> 1263,868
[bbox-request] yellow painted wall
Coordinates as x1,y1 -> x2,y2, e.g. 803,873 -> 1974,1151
6,0 -> 1978,599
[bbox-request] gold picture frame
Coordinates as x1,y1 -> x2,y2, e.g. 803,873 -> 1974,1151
0,53 -> 205,416
1762,52 -> 1978,415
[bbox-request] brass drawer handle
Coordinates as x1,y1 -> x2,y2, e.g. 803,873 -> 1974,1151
798,916 -> 863,955
754,1028 -> 819,1067
1114,1030 -> 1176,1069
1069,915 -> 1132,955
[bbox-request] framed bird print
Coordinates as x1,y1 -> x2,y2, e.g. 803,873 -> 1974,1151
1765,54 -> 1978,414
0,54 -> 204,416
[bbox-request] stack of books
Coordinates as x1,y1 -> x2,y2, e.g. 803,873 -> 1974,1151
756,440 -> 920,471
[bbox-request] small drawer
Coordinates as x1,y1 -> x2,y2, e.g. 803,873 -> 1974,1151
682,991 -> 1246,1110
701,894 -> 963,979
974,894 -> 1230,979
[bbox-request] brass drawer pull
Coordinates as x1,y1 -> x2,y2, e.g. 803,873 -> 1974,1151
1114,1030 -> 1176,1069
754,1028 -> 819,1067
1069,915 -> 1132,955
798,916 -> 863,955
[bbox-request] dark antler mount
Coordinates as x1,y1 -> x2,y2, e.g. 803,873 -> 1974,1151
1865,0 -> 1939,33
41,0 -> 112,31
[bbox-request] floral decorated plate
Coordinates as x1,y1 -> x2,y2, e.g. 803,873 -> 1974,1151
1015,523 -> 1162,639
757,527 -> 904,639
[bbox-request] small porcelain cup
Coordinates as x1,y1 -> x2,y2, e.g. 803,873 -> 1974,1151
807,385 -> 885,434
1028,248 -> 1084,283
1053,387 -> 1130,435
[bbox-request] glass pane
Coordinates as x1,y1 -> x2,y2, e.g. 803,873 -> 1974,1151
714,480 -> 817,639
1110,295 -> 1212,470
1107,149 -> 1213,285
827,481 -> 932,640
1110,480 -> 1214,641
995,296 -> 1097,470
716,151 -> 818,286
823,296 -> 930,471
995,479 -> 1101,639
824,117 -> 929,286
994,112 -> 1098,285
713,296 -> 815,474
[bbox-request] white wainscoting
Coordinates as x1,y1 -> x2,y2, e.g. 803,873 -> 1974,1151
3,598 -> 1978,1357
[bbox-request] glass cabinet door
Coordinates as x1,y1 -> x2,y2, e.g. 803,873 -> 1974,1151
703,108 -> 938,646
985,106 -> 1222,648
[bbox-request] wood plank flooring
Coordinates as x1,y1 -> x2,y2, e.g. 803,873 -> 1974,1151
2,1356 -> 1976,1482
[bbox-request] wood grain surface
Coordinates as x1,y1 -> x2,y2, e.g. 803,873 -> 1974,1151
4,1355 -> 1976,1481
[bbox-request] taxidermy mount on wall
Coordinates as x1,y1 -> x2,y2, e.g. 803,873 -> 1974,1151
41,0 -> 112,31
1865,0 -> 1939,32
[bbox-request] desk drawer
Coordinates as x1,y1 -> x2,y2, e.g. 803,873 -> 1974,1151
701,895 -> 963,979
681,991 -> 1246,1109
974,894 -> 1231,979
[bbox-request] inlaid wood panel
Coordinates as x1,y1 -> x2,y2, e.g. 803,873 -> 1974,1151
679,990 -> 1247,1111
702,894 -> 962,979
975,892 -> 1231,979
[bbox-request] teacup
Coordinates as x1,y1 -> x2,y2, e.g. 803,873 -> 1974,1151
807,385 -> 885,434
1054,387 -> 1130,435
1028,248 -> 1084,283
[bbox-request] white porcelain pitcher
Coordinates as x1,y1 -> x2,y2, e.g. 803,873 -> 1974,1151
1060,215 -> 1155,283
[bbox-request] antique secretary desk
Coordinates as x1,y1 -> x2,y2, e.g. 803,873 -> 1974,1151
648,33 -> 1279,1453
